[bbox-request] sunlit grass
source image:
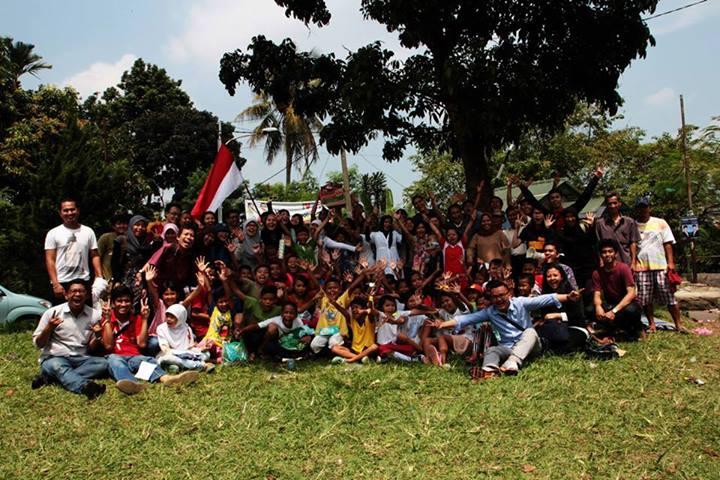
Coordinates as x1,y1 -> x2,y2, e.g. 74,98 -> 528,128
1,326 -> 718,479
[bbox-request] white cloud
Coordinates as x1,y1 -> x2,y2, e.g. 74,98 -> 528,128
62,54 -> 137,97
644,87 -> 675,107
165,0 -> 411,68
166,0 -> 307,66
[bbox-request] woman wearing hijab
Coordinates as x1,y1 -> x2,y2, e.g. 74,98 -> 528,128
111,215 -> 162,294
162,223 -> 179,245
535,264 -> 588,354
156,304 -> 211,372
239,218 -> 262,269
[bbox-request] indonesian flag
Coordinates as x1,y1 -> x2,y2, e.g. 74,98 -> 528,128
191,144 -> 243,218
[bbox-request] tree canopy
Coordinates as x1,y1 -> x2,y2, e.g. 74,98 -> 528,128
220,0 -> 659,202
84,59 -> 237,195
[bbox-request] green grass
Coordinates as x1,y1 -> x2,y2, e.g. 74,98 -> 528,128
1,328 -> 719,480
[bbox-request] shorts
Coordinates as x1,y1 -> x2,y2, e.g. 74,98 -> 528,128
310,333 -> 344,354
635,270 -> 676,306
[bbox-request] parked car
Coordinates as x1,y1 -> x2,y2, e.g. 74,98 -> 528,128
0,284 -> 51,327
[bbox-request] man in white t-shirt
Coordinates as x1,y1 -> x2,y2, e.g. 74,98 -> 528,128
634,197 -> 682,332
44,198 -> 102,300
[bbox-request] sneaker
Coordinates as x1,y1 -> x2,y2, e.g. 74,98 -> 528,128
331,356 -> 346,365
360,356 -> 370,365
81,381 -> 106,400
204,363 -> 216,373
162,370 -> 200,387
165,365 -> 180,374
500,359 -> 519,375
31,373 -> 50,390
115,379 -> 148,395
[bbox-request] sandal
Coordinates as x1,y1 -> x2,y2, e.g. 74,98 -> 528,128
479,368 -> 500,381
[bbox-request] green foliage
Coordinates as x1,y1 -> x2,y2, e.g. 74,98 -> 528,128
326,164 -> 362,192
237,93 -> 322,185
83,58 -> 237,194
359,171 -> 389,213
405,150 -> 466,211
220,1 -> 658,194
251,172 -> 320,202
2,326 -> 720,479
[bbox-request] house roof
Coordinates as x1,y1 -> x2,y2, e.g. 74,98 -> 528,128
493,177 -> 604,215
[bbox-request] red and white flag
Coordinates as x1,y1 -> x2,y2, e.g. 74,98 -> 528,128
191,145 -> 243,218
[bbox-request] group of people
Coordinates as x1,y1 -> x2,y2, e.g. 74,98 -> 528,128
34,169 -> 684,398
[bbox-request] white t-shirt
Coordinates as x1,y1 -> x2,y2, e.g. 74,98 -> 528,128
636,217 -> 675,271
257,315 -> 304,335
375,312 -> 400,345
44,224 -> 98,282
397,309 -> 426,343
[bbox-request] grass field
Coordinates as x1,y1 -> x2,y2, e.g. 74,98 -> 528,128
1,325 -> 719,480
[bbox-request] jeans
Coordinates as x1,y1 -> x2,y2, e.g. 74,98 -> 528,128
586,302 -> 643,340
482,328 -> 541,370
40,355 -> 108,394
107,354 -> 165,383
143,336 -> 161,357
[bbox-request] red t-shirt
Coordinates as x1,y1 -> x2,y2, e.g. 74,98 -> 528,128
592,262 -> 636,305
110,313 -> 144,357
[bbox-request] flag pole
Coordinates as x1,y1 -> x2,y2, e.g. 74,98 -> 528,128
217,120 -> 223,222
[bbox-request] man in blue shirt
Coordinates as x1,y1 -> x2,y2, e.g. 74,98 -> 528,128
433,280 -> 581,378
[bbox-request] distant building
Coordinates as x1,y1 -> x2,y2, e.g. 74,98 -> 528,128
494,177 -> 605,216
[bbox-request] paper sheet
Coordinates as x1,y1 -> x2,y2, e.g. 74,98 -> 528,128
134,361 -> 156,381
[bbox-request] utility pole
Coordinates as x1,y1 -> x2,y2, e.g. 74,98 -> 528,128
340,148 -> 353,213
680,94 -> 697,282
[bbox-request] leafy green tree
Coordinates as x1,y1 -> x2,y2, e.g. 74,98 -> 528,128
405,150 -> 465,211
251,172 -> 320,202
237,93 -> 322,186
83,59 -> 237,194
0,86 -> 150,295
326,164 -> 362,192
0,37 -> 51,91
220,0 -> 658,204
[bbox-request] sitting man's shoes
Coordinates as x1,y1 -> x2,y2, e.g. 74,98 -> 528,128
31,373 -> 50,390
162,370 -> 199,387
115,379 -> 148,395
81,381 -> 106,400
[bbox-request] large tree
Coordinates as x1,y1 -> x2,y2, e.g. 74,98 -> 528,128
84,59 -> 237,195
219,0 -> 658,204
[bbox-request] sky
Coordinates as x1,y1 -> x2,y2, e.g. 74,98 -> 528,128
3,0 -> 719,204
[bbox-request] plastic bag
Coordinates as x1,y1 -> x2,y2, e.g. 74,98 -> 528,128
222,339 -> 248,364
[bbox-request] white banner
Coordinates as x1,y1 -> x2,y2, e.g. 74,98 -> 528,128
244,199 -> 317,221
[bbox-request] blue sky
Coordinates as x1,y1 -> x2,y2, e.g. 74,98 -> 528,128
3,0 -> 719,203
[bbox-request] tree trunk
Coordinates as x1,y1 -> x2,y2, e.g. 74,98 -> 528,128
457,136 -> 493,212
285,152 -> 292,186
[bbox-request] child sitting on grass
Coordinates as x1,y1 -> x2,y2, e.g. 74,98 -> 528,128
328,297 -> 379,364
310,273 -> 366,357
237,301 -> 314,360
199,290 -> 241,363
102,285 -> 199,395
156,304 -> 213,373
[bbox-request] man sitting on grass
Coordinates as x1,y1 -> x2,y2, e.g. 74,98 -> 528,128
31,279 -> 107,399
102,285 -> 199,395
432,280 -> 581,380
591,239 -> 644,341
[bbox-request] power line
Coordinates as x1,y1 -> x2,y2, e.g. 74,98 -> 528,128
356,151 -> 409,190
643,0 -> 710,21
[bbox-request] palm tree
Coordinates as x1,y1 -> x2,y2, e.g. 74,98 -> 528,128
1,38 -> 51,91
237,93 -> 322,186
